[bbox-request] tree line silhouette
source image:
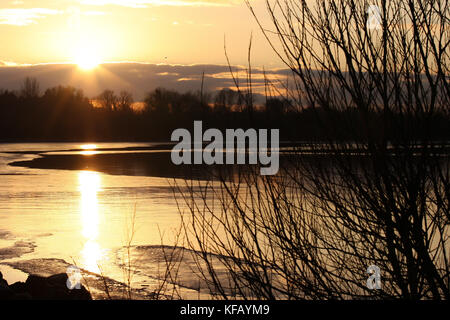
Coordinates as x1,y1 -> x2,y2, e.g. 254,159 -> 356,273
0,77 -> 448,142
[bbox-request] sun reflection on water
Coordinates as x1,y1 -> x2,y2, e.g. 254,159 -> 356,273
80,144 -> 97,150
78,170 -> 103,273
80,144 -> 98,156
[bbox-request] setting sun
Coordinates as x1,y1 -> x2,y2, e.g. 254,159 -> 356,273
75,48 -> 101,71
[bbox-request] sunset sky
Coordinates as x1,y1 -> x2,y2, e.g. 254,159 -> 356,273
0,0 -> 278,67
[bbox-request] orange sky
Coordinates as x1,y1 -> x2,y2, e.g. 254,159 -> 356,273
0,0 -> 281,68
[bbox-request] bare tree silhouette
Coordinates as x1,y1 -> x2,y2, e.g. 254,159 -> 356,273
117,91 -> 134,113
20,77 -> 40,100
177,0 -> 449,300
97,89 -> 117,112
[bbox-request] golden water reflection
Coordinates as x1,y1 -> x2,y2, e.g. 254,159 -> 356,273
80,144 -> 97,150
80,144 -> 98,156
78,170 -> 103,273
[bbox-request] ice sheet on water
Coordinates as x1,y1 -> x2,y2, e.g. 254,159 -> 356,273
0,240 -> 36,261
0,230 -> 37,261
3,245 -> 258,299
0,229 -> 13,240
115,245 -> 251,299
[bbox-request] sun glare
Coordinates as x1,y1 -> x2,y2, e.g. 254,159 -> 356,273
80,144 -> 98,156
81,144 -> 97,150
75,48 -> 101,71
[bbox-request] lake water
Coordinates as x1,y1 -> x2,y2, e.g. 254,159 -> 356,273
0,142 -> 209,299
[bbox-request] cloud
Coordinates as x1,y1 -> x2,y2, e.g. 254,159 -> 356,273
79,0 -> 237,8
0,62 -> 289,101
0,8 -> 61,26
0,61 -> 20,66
